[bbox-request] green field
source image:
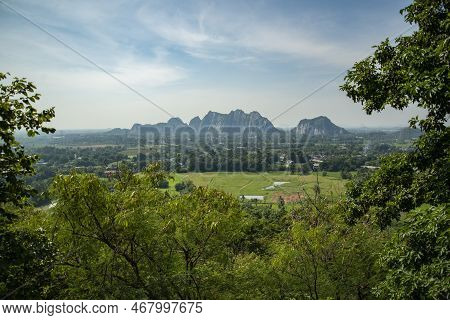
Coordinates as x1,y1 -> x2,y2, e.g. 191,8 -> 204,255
170,171 -> 347,202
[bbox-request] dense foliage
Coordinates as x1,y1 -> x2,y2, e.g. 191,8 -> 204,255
13,165 -> 382,299
341,0 -> 449,298
341,0 -> 449,133
0,72 -> 57,299
46,164 -> 246,299
375,204 -> 449,299
0,72 -> 55,219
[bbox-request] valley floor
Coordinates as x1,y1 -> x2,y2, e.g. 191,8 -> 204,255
170,171 -> 347,202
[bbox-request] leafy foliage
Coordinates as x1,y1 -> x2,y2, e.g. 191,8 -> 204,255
0,72 -> 57,300
49,164 -> 246,299
340,0 -> 449,133
0,72 -> 55,219
375,204 -> 449,299
344,128 -> 449,229
341,0 -> 449,299
341,0 -> 449,228
174,180 -> 195,194
0,227 -> 57,299
271,198 -> 384,299
344,153 -> 415,228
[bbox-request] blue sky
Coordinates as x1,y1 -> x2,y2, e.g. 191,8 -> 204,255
0,0 -> 423,129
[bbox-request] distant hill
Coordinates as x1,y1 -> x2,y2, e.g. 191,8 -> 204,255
293,116 -> 348,136
346,126 -> 422,141
128,110 -> 275,135
393,127 -> 422,140
188,116 -> 201,130
116,112 -> 352,137
130,117 -> 187,135
189,109 -> 275,131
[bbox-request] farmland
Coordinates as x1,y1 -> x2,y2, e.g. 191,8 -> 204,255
170,171 -> 348,202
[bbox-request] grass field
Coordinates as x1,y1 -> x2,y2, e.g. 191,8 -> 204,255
170,171 -> 348,202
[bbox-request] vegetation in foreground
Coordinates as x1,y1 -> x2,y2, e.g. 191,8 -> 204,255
0,0 -> 449,300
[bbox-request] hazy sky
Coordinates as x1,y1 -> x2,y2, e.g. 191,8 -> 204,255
0,0 -> 425,129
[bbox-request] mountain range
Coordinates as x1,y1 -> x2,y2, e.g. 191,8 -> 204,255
188,110 -> 274,131
127,109 -> 348,137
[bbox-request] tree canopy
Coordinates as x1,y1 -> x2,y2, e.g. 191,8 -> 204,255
0,72 -> 55,220
341,0 -> 449,133
0,72 -> 57,299
341,0 -> 449,228
341,0 -> 449,299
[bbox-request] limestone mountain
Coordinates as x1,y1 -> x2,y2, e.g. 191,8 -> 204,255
130,117 -> 187,135
190,109 -> 275,131
124,112 -> 348,137
188,116 -> 201,130
293,116 -> 348,136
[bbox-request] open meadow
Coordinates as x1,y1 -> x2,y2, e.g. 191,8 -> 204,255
170,171 -> 348,202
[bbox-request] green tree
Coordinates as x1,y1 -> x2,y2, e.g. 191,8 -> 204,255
48,164 -> 247,299
239,202 -> 288,255
341,0 -> 448,134
340,0 -> 449,299
341,0 -> 449,228
301,163 -> 310,175
340,169 -> 352,180
0,72 -> 57,299
374,205 -> 449,299
157,179 -> 170,189
0,225 -> 57,299
271,199 -> 384,299
0,72 -> 55,219
174,179 -> 195,194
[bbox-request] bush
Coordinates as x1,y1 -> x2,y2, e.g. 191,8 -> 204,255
340,169 -> 352,180
174,180 -> 195,193
158,179 -> 169,189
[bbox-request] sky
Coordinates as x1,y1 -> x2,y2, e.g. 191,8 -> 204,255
0,0 -> 425,129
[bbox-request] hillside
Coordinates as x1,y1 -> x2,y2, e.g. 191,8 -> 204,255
293,116 -> 348,136
129,109 -> 275,135
130,117 -> 187,135
189,109 -> 275,131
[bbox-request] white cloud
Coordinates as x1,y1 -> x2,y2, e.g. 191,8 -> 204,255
37,61 -> 186,92
112,60 -> 186,87
0,1 -> 188,89
136,2 -> 364,66
0,0 -> 415,129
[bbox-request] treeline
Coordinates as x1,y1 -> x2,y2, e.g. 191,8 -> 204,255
136,142 -> 392,173
29,146 -> 128,167
28,140 -> 396,174
24,146 -> 129,206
